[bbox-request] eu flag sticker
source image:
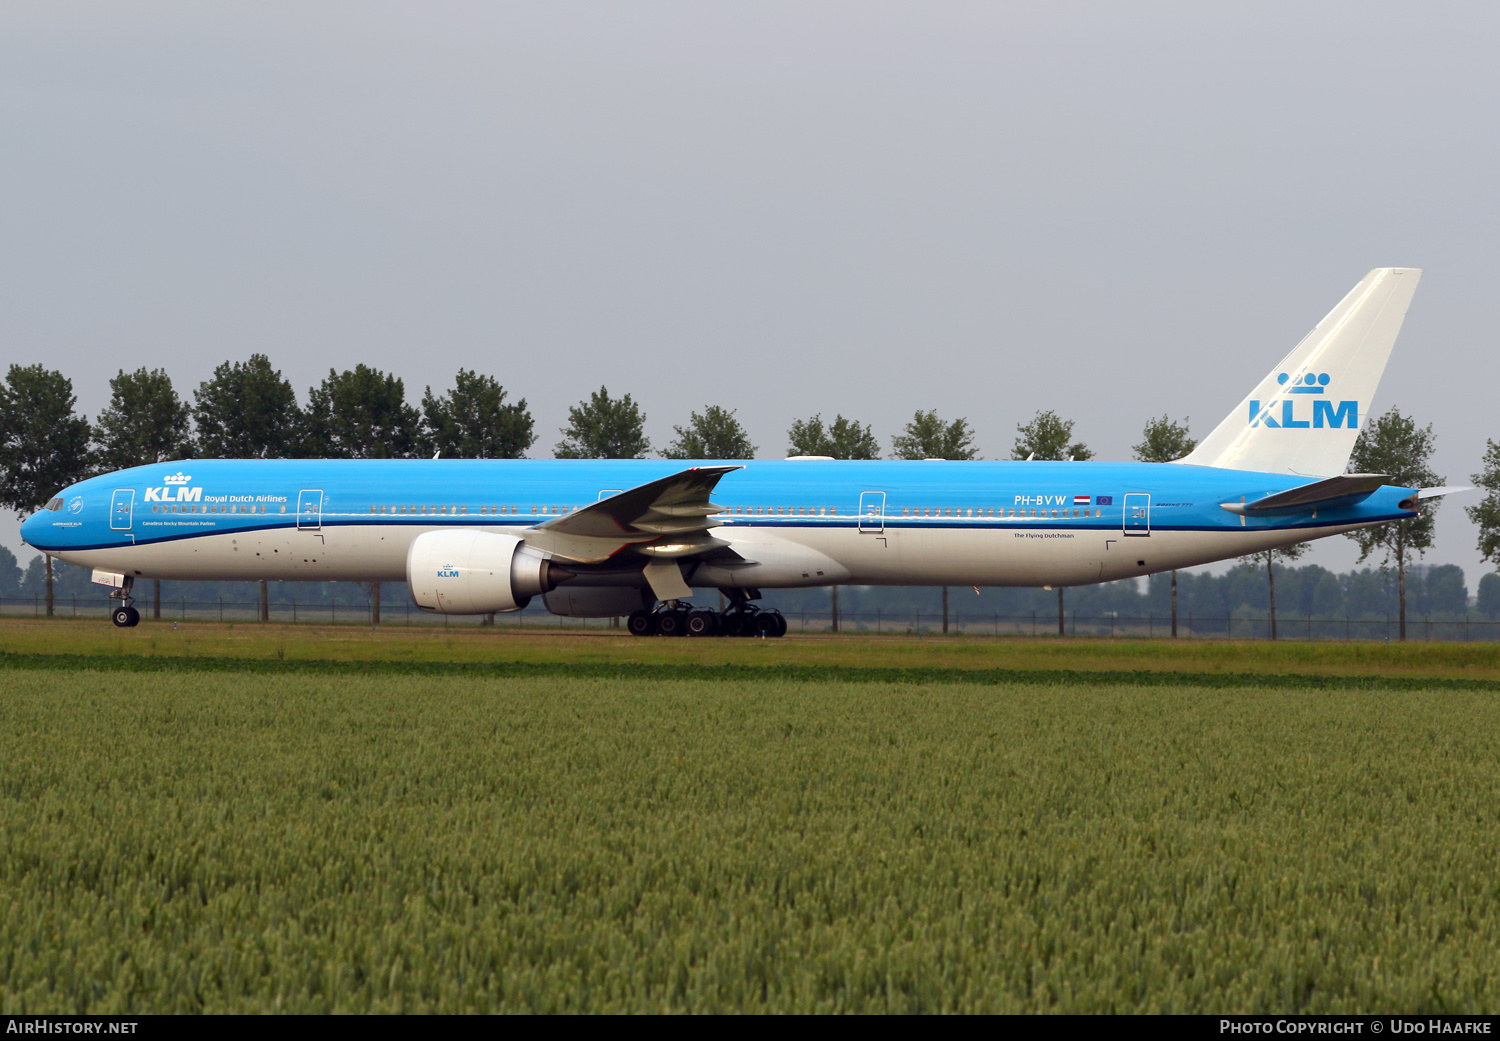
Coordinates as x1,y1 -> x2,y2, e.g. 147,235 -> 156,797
1096,496 -> 1113,506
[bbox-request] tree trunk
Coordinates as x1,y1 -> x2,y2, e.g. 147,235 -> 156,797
153,579 -> 162,620
830,586 -> 839,633
260,579 -> 269,622
1267,552 -> 1278,640
1392,558 -> 1404,639
942,586 -> 949,634
1171,570 -> 1178,638
372,584 -> 381,626
44,555 -> 54,617
1058,587 -> 1065,637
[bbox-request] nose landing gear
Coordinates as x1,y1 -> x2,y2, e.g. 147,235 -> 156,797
108,576 -> 141,628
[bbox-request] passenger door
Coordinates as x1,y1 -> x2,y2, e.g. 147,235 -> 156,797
110,489 -> 134,531
297,489 -> 324,531
1123,493 -> 1151,536
859,490 -> 886,533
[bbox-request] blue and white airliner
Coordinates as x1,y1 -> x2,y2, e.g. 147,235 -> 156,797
21,268 -> 1452,636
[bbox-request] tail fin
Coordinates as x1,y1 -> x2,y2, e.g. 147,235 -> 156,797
1178,267 -> 1421,476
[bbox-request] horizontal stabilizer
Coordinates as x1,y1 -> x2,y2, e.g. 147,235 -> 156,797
1181,268 -> 1421,477
1417,486 -> 1473,500
1219,473 -> 1389,516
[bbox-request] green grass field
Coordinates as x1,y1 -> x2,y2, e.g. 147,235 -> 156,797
2,623 -> 1498,1012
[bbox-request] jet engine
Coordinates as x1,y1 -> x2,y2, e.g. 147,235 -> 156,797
407,529 -> 572,614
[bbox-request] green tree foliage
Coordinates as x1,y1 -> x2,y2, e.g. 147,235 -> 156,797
0,364 -> 94,617
1478,573 -> 1500,619
302,365 -> 420,459
890,411 -> 978,460
0,365 -> 94,510
93,368 -> 194,472
193,355 -> 302,459
1012,410 -> 1093,461
787,414 -> 880,460
1345,407 -> 1441,640
418,370 -> 535,459
0,545 -> 23,597
662,405 -> 756,460
1467,439 -> 1500,566
555,387 -> 650,459
1132,415 -> 1197,463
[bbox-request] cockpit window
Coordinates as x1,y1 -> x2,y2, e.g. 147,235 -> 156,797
44,498 -> 64,512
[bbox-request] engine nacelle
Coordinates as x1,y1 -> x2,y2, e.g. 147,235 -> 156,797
406,529 -> 570,614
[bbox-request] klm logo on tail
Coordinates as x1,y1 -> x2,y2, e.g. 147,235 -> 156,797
1248,372 -> 1357,429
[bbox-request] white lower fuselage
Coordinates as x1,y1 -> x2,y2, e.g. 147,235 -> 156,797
51,517 -> 1370,591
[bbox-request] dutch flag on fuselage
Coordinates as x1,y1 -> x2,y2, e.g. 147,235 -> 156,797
1073,495 -> 1091,506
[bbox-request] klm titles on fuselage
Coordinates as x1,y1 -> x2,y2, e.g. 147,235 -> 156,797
1249,372 -> 1358,429
142,474 -> 287,506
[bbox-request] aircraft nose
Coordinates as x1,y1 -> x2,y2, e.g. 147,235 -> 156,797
19,507 -> 44,547
19,490 -> 67,549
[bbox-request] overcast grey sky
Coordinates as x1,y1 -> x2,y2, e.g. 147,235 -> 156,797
3,2 -> 1496,583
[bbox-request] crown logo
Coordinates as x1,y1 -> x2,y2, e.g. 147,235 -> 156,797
1278,372 -> 1329,394
164,472 -> 192,485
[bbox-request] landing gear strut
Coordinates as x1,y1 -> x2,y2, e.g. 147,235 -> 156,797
109,577 -> 141,628
627,594 -> 785,638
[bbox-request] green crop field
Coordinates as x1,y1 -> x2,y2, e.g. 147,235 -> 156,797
2,627 -> 1499,1012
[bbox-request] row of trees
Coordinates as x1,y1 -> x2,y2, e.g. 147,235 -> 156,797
3,357 -> 1499,640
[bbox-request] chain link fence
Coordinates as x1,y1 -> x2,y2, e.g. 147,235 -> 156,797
5,595 -> 1498,640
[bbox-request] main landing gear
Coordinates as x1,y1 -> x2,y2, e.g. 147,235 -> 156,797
109,576 -> 141,628
627,600 -> 787,638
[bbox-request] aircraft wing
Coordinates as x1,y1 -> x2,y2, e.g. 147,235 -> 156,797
519,465 -> 743,565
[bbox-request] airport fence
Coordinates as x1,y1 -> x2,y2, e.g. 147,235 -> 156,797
3,594 -> 1499,641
